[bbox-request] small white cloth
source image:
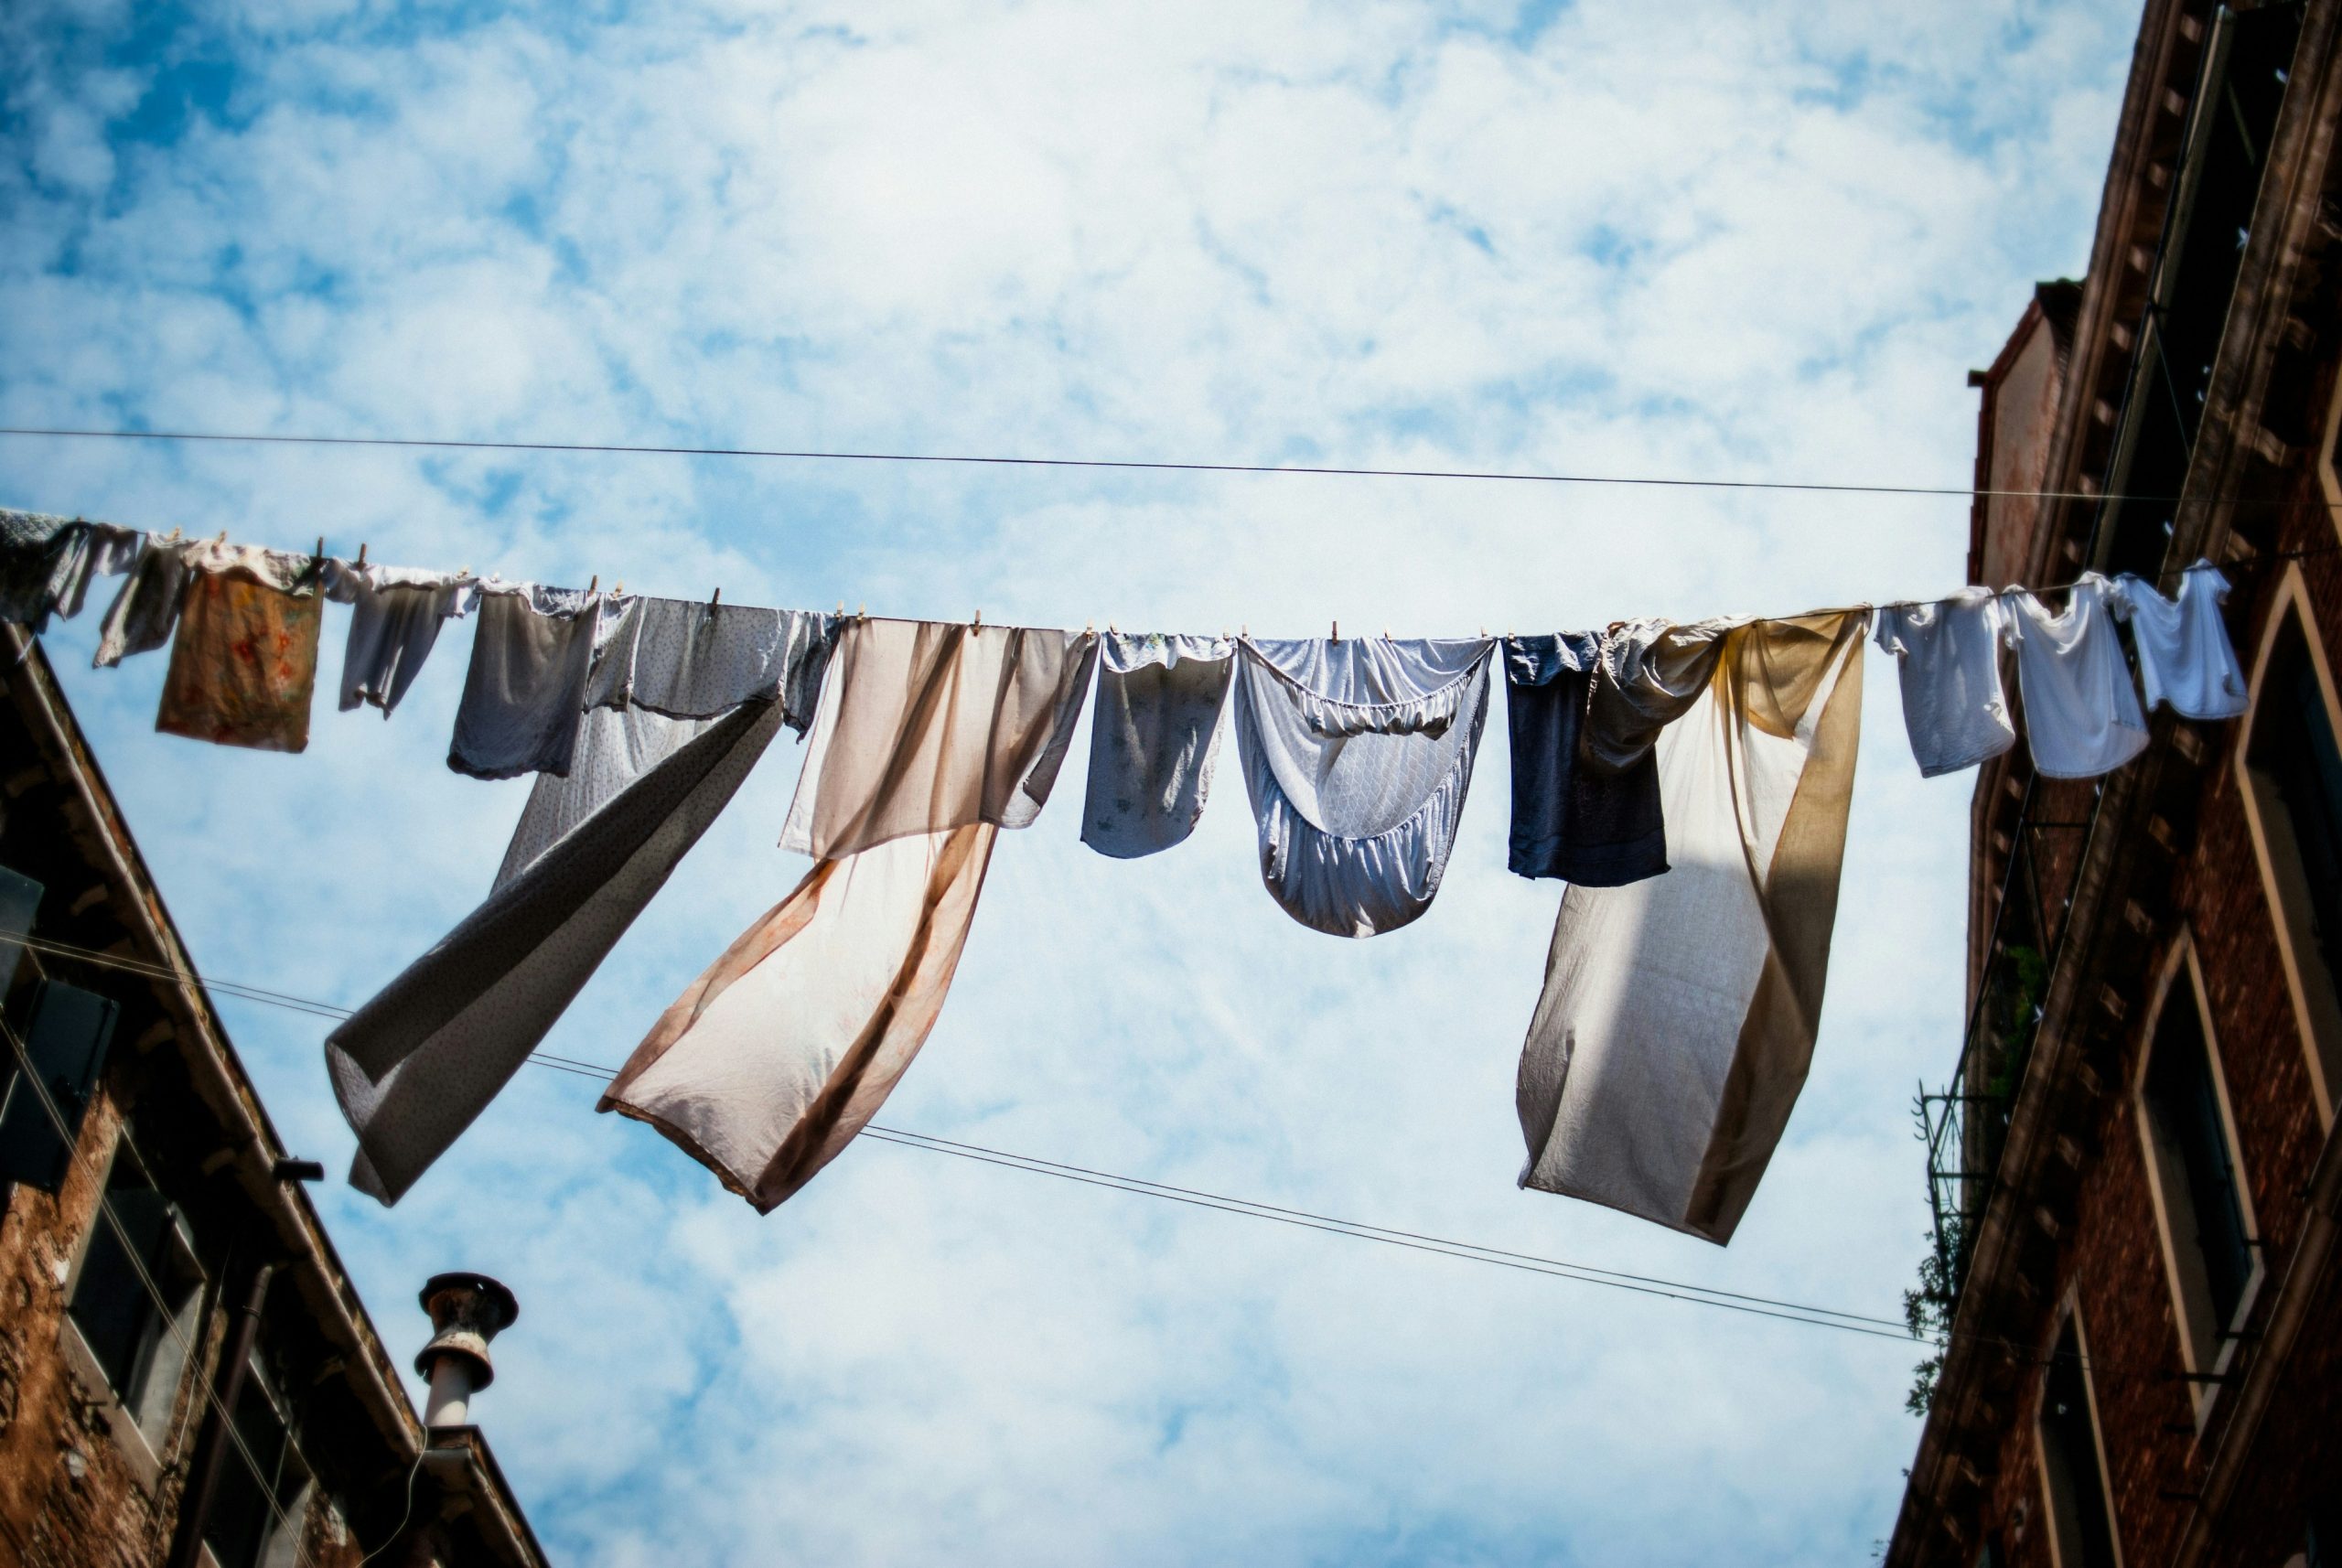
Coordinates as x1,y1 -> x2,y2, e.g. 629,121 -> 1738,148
1232,636 -> 1494,938
1080,632 -> 1235,859
2109,563 -> 2248,721
324,562 -> 478,717
2,512 -> 141,632
2008,575 -> 2149,779
1875,589 -> 2017,777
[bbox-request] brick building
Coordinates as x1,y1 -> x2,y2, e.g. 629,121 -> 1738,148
0,625 -> 549,1568
1891,1 -> 2342,1564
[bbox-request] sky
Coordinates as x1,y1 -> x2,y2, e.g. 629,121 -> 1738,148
1,2 -> 2138,1563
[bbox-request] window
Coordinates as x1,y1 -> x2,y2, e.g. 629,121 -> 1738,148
2135,943 -> 2260,1385
2240,587 -> 2342,1118
64,1144 -> 205,1451
206,1350 -> 313,1568
2037,1316 -> 2121,1568
0,979 -> 121,1193
2098,3 -> 2303,577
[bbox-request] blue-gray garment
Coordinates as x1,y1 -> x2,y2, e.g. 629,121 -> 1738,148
1503,631 -> 1672,886
1080,632 -> 1234,859
1231,636 -> 1494,937
447,584 -> 617,780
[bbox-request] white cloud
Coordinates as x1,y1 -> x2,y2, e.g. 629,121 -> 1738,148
0,0 -> 2134,1563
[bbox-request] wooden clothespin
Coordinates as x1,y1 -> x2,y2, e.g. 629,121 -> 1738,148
972,608 -> 983,633
1330,619 -> 1340,643
1085,619 -> 1094,634
315,534 -> 326,559
837,600 -> 846,616
612,581 -> 625,596
587,575 -> 598,595
709,585 -> 722,611
356,542 -> 369,567
215,529 -> 228,543
858,603 -> 866,619
1381,626 -> 1391,640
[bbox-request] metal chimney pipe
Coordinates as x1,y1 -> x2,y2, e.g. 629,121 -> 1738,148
414,1273 -> 519,1430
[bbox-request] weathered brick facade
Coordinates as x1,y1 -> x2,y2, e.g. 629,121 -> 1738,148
0,628 -> 552,1568
1892,2 -> 2342,1563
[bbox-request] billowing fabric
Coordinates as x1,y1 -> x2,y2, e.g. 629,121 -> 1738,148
1875,588 -> 2017,777
499,607 -> 834,883
1081,631 -> 1235,859
447,584 -> 613,780
328,697 -> 791,1203
1517,611 -> 1867,1244
0,511 -> 129,630
96,535 -> 192,668
1232,636 -> 1495,937
586,597 -> 834,723
1502,625 -> 1715,886
324,562 -> 478,717
46,521 -> 142,624
600,822 -> 997,1211
155,542 -> 325,753
780,618 -> 1098,859
2008,575 -> 2148,779
2109,563 -> 2248,721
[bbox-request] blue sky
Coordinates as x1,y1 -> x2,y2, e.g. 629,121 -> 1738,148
3,2 -> 2135,1563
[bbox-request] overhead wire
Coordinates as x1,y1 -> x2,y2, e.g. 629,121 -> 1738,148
25,932 -> 1944,1348
6,422 -> 2342,508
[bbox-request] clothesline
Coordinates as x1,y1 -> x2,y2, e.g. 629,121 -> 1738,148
6,504 -> 2335,647
0,500 -> 2281,1251
13,423 -> 2342,509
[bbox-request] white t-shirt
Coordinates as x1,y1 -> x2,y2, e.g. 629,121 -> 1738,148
2109,562 -> 2249,721
1875,588 -> 2017,777
2007,575 -> 2149,779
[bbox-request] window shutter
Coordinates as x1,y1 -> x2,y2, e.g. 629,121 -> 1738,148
0,980 -> 120,1193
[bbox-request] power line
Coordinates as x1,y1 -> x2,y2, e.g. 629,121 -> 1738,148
0,423 -> 2313,506
27,935 -> 1936,1348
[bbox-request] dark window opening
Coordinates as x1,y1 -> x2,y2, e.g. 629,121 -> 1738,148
2251,620 -> 2342,984
207,1353 -> 311,1568
2039,1318 -> 2120,1568
66,1147 -> 204,1448
2100,4 -> 2304,579
2142,973 -> 2255,1338
0,979 -> 120,1193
